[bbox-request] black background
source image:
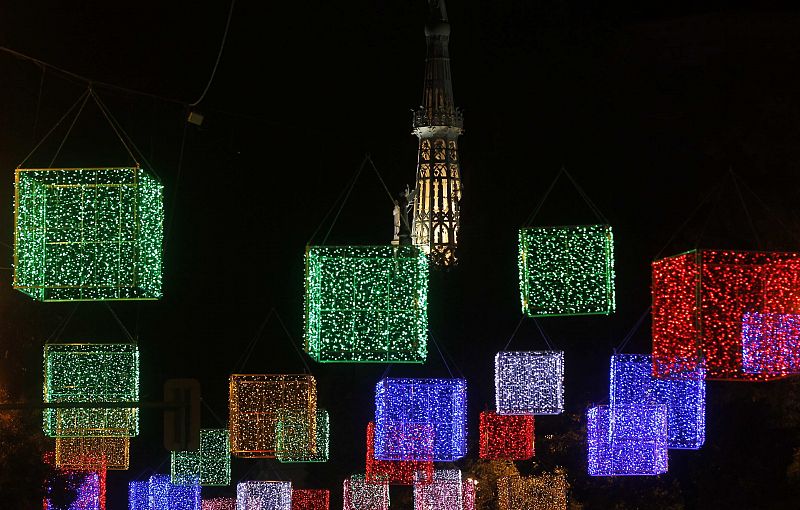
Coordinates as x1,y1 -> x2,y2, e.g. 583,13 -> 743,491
2,1 -> 800,508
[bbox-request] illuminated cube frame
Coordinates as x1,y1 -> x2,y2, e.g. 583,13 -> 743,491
413,469 -> 463,510
652,249 -> 800,381
304,245 -> 428,363
479,411 -> 534,460
129,481 -> 149,510
44,452 -> 107,510
462,479 -> 477,510
203,498 -> 236,510
495,351 -> 564,415
497,473 -> 568,510
14,166 -> 163,302
610,354 -> 705,450
374,378 -> 467,462
56,436 -> 130,471
229,374 -> 317,458
586,405 -> 668,476
237,481 -> 292,510
277,409 -> 329,463
343,475 -> 389,510
172,429 -> 231,486
148,474 -> 201,510
44,343 -> 139,438
366,422 -> 433,485
291,489 -> 330,510
518,225 -> 615,317
742,312 -> 800,376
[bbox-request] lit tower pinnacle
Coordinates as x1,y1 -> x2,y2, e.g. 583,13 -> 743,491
411,0 -> 464,268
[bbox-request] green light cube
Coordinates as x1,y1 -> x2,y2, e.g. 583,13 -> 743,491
518,225 -> 615,316
171,429 -> 231,486
43,343 -> 139,437
14,166 -> 163,301
304,245 -> 428,363
276,409 -> 330,463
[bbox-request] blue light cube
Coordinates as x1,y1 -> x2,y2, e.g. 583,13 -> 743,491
147,474 -> 200,510
610,354 -> 705,449
587,405 -> 668,476
374,378 -> 467,462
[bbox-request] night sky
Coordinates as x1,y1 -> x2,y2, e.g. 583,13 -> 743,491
2,1 -> 800,508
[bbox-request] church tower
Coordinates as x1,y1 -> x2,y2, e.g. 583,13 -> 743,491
411,0 -> 464,268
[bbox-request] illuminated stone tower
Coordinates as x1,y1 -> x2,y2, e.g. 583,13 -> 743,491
411,0 -> 464,268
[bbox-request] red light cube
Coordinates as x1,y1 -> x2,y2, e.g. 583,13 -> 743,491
652,250 -> 800,381
292,489 -> 330,510
479,412 -> 534,460
365,422 -> 433,485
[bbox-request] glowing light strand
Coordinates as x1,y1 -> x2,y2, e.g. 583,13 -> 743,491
495,351 -> 564,415
171,429 -> 231,486
413,469 -> 463,510
343,475 -> 389,510
518,225 -> 615,317
290,489 -> 330,510
497,473 -> 568,510
478,411 -> 534,460
277,409 -> 329,463
610,354 -> 705,449
14,166 -> 163,301
229,374 -> 317,458
304,245 -> 428,363
236,481 -> 292,510
44,343 -> 139,438
374,378 -> 467,462
742,312 -> 800,376
586,405 -> 668,476
652,249 -> 800,381
202,498 -> 236,510
366,421 -> 433,485
148,474 -> 201,510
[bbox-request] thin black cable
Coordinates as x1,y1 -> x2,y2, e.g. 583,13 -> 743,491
379,363 -> 393,380
614,305 -> 651,354
233,309 -> 275,373
523,168 -> 563,226
105,303 -> 135,343
531,318 -> 556,351
44,305 -> 79,345
201,398 -> 227,427
654,180 -> 723,260
17,89 -> 89,168
501,316 -> 525,351
0,46 -> 187,105
694,184 -> 722,249
429,332 -> 454,378
318,155 -> 370,246
729,169 -> 762,249
306,155 -> 368,246
190,0 -> 237,107
273,310 -> 312,374
89,89 -> 139,166
561,168 -> 609,224
92,90 -> 164,182
435,335 -> 465,379
367,156 -> 413,234
737,173 -> 800,244
47,91 -> 90,167
32,65 -> 45,141
165,112 -> 188,244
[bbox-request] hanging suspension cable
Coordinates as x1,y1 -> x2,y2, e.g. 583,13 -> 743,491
429,332 -> 454,378
47,90 -> 91,167
105,303 -> 135,343
501,315 -> 525,351
614,305 -> 652,354
89,89 -> 140,166
233,308 -> 275,373
531,318 -> 556,351
17,88 -> 89,168
729,169 -> 763,249
273,310 -> 312,374
306,154 -> 368,246
189,0 -> 237,107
